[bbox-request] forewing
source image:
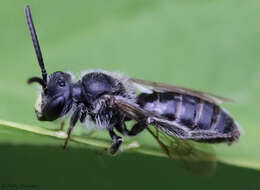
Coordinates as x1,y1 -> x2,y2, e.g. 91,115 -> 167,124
112,96 -> 150,120
147,127 -> 217,176
130,78 -> 233,105
111,95 -> 216,175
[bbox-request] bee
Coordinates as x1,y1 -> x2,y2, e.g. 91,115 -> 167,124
25,5 -> 241,175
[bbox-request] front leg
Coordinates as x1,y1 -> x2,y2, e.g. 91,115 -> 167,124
63,104 -> 85,149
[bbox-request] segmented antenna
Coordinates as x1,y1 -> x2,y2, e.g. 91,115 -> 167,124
25,5 -> 48,85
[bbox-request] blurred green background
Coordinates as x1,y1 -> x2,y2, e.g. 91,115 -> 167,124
0,0 -> 260,189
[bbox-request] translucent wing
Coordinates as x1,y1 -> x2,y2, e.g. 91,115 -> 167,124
146,127 -> 217,176
111,95 -> 217,175
130,78 -> 233,105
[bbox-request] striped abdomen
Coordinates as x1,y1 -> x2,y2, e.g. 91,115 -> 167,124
137,92 -> 240,143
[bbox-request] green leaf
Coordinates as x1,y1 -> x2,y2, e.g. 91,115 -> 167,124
0,119 -> 166,157
0,0 -> 260,177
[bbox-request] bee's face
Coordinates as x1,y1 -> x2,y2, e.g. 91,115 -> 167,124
34,71 -> 73,121
34,93 -> 43,119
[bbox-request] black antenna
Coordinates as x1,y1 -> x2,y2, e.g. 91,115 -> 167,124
25,5 -> 48,85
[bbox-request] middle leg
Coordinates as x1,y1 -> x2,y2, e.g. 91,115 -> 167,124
108,129 -> 123,155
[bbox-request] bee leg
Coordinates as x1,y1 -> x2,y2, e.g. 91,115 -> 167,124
63,104 -> 84,149
128,121 -> 147,136
108,129 -> 123,155
79,111 -> 96,137
115,120 -> 147,137
60,121 -> 65,131
126,121 -> 147,136
51,121 -> 65,131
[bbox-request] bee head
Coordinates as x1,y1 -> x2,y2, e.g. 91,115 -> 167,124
25,6 -> 72,121
31,72 -> 73,121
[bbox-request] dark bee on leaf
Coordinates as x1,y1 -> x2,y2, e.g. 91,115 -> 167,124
25,5 -> 241,175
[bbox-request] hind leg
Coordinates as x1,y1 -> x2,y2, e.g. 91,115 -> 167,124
115,121 -> 147,137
